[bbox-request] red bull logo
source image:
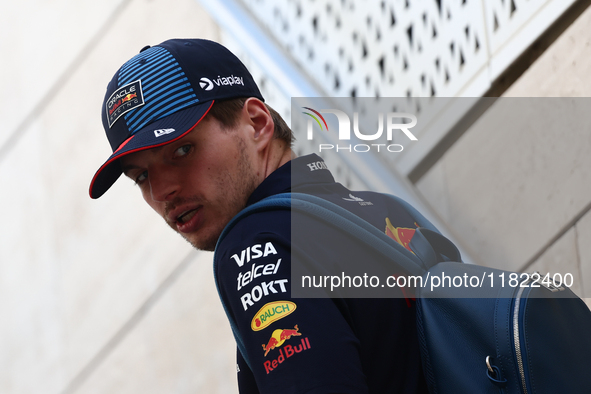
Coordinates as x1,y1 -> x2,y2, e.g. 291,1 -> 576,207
262,328 -> 311,374
107,93 -> 138,115
385,217 -> 417,253
262,325 -> 301,356
385,218 -> 418,306
121,93 -> 137,103
109,100 -> 122,115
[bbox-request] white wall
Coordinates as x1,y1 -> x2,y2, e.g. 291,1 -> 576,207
0,1 -> 237,393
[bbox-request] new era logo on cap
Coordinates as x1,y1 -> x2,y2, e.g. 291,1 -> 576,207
154,128 -> 175,137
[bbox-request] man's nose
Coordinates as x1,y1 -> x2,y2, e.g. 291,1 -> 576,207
148,167 -> 179,202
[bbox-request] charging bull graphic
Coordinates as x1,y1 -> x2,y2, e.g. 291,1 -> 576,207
385,218 -> 420,306
262,325 -> 301,357
385,218 -> 417,252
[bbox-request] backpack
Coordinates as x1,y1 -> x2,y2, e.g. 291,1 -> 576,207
215,192 -> 591,393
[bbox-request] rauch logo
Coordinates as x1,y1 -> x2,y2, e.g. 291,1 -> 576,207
302,107 -> 418,153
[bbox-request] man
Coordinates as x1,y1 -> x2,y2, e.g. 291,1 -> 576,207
90,39 -> 428,393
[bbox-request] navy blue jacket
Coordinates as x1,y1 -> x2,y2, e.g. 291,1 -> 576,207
215,154 -> 429,393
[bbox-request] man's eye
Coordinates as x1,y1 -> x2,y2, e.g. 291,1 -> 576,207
174,144 -> 192,158
135,171 -> 147,185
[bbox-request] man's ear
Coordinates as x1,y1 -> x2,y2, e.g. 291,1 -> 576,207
243,97 -> 274,149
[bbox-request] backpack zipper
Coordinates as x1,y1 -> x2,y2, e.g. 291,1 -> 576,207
513,275 -> 535,394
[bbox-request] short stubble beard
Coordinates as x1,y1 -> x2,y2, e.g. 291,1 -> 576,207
180,137 -> 259,251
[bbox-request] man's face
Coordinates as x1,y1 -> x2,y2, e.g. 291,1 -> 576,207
120,115 -> 259,251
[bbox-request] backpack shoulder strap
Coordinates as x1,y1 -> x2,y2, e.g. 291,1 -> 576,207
288,193 -> 425,277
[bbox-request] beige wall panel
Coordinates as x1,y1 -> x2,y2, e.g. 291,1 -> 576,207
0,0 -> 122,149
418,5 -> 591,274
0,123 -> 65,394
1,0 -> 224,393
415,162 -> 451,224
504,4 -> 591,97
527,227 -> 583,298
417,98 -> 591,272
73,252 -> 236,394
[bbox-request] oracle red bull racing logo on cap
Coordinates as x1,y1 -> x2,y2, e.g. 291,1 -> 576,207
251,301 -> 297,331
262,325 -> 312,374
106,80 -> 145,128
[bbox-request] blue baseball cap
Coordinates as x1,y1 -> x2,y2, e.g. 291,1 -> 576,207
89,38 -> 264,198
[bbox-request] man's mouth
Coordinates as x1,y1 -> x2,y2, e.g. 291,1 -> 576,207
177,209 -> 199,224
172,206 -> 203,234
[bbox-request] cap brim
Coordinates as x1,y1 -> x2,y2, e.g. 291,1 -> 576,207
89,100 -> 214,199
